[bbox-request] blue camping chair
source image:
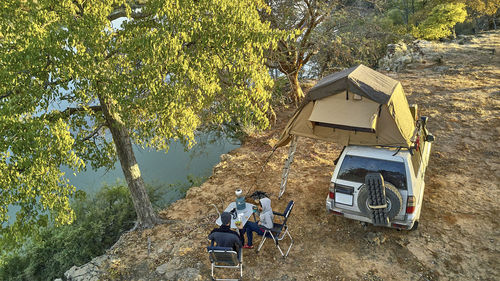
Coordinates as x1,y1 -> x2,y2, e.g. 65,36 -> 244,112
257,200 -> 294,258
207,244 -> 242,281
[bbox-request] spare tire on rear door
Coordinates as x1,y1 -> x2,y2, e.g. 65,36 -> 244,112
358,181 -> 403,220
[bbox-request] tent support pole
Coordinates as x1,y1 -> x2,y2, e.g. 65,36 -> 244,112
279,136 -> 298,199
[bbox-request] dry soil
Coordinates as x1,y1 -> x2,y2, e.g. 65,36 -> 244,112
103,31 -> 500,281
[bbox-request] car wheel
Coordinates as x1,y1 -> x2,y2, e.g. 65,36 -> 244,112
409,221 -> 419,231
358,182 -> 403,220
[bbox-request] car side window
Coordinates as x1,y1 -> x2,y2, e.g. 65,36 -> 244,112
337,155 -> 407,190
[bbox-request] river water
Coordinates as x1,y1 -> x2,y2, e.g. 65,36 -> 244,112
5,135 -> 238,224
65,136 -> 239,198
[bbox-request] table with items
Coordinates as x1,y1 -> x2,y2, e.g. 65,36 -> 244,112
216,202 -> 258,229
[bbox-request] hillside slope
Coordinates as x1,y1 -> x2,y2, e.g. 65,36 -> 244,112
87,31 -> 499,281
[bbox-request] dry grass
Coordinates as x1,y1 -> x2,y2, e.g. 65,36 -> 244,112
103,31 -> 500,281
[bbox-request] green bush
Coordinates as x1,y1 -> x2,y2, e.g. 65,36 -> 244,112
0,183 -> 169,281
270,76 -> 292,106
411,3 -> 468,40
309,9 -> 404,76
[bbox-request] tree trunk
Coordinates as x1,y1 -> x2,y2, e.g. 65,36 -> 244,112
98,95 -> 160,229
287,72 -> 304,106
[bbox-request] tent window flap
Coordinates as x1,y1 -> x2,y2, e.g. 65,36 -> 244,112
308,92 -> 379,132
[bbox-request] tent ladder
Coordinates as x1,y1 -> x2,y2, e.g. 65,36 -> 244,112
279,136 -> 298,199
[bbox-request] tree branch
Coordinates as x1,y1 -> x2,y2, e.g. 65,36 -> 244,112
62,105 -> 102,116
264,60 -> 280,69
81,123 -> 105,142
46,105 -> 103,122
0,91 -> 13,100
302,49 -> 317,65
108,3 -> 149,21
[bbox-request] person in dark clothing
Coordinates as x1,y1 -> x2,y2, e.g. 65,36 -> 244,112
208,212 -> 242,256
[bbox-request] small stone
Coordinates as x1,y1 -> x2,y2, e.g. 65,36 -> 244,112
156,263 -> 169,275
220,154 -> 232,162
379,235 -> 387,244
178,268 -> 202,281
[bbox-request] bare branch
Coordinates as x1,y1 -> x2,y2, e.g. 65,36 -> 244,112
302,49 -> 317,65
81,123 -> 105,142
108,3 -> 149,21
0,91 -> 13,100
62,105 -> 102,116
294,16 -> 308,30
264,60 -> 279,69
45,105 -> 103,122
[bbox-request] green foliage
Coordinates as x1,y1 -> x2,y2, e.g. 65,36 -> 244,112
261,0 -> 333,103
310,8 -> 403,75
386,8 -> 406,26
466,0 -> 500,17
411,3 -> 467,39
0,183 -> 167,281
0,0 -> 279,247
270,76 -> 292,106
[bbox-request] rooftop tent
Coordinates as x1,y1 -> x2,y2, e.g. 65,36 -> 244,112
275,64 -> 416,149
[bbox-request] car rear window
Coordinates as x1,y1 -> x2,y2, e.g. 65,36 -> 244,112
337,155 -> 407,190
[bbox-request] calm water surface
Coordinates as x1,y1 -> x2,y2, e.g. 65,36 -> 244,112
66,137 -> 239,196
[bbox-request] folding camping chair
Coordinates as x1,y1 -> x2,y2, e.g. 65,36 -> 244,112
257,200 -> 294,258
207,244 -> 243,281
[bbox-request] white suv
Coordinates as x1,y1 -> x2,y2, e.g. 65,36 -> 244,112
326,123 -> 433,230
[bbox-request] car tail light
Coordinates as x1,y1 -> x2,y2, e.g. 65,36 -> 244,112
329,182 -> 335,199
406,196 -> 416,214
328,191 -> 335,199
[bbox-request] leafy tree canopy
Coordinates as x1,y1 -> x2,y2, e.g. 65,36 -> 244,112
310,2 -> 404,76
462,0 -> 499,17
0,0 -> 280,252
261,0 -> 335,104
411,2 -> 467,39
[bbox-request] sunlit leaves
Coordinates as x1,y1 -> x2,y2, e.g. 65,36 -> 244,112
1,0 -> 278,252
121,0 -> 279,149
411,3 -> 467,40
467,0 -> 500,17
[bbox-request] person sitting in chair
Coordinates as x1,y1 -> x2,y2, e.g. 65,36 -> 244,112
242,197 -> 273,249
208,212 -> 242,254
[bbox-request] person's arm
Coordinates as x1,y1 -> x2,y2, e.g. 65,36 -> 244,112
233,236 -> 242,252
260,212 -> 273,229
236,234 -> 243,247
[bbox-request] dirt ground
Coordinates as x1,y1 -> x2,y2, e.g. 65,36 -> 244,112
104,31 -> 500,281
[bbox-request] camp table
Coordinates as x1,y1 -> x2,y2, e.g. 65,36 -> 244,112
216,202 -> 257,229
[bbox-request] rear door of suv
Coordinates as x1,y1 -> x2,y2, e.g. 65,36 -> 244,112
333,152 -> 408,220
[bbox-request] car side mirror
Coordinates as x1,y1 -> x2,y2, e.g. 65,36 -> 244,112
425,134 -> 435,142
420,116 -> 428,127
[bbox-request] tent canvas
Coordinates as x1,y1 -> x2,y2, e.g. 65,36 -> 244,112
275,64 -> 416,149
308,92 -> 379,132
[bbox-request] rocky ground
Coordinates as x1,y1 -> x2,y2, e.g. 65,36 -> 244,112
66,31 -> 499,281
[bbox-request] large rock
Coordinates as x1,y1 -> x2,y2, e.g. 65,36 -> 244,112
378,41 -> 426,72
64,254 -> 109,281
156,258 -> 202,280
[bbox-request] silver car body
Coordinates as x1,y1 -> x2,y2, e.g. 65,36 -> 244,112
326,141 -> 432,229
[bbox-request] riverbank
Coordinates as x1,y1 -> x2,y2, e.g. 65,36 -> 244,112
66,31 -> 499,281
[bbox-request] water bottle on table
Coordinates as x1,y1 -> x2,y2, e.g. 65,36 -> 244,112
235,189 -> 246,211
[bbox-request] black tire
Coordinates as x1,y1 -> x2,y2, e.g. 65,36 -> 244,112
409,221 -> 419,231
358,182 -> 403,220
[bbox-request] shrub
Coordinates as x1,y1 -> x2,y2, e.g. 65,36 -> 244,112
411,3 -> 468,40
0,183 -> 169,281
